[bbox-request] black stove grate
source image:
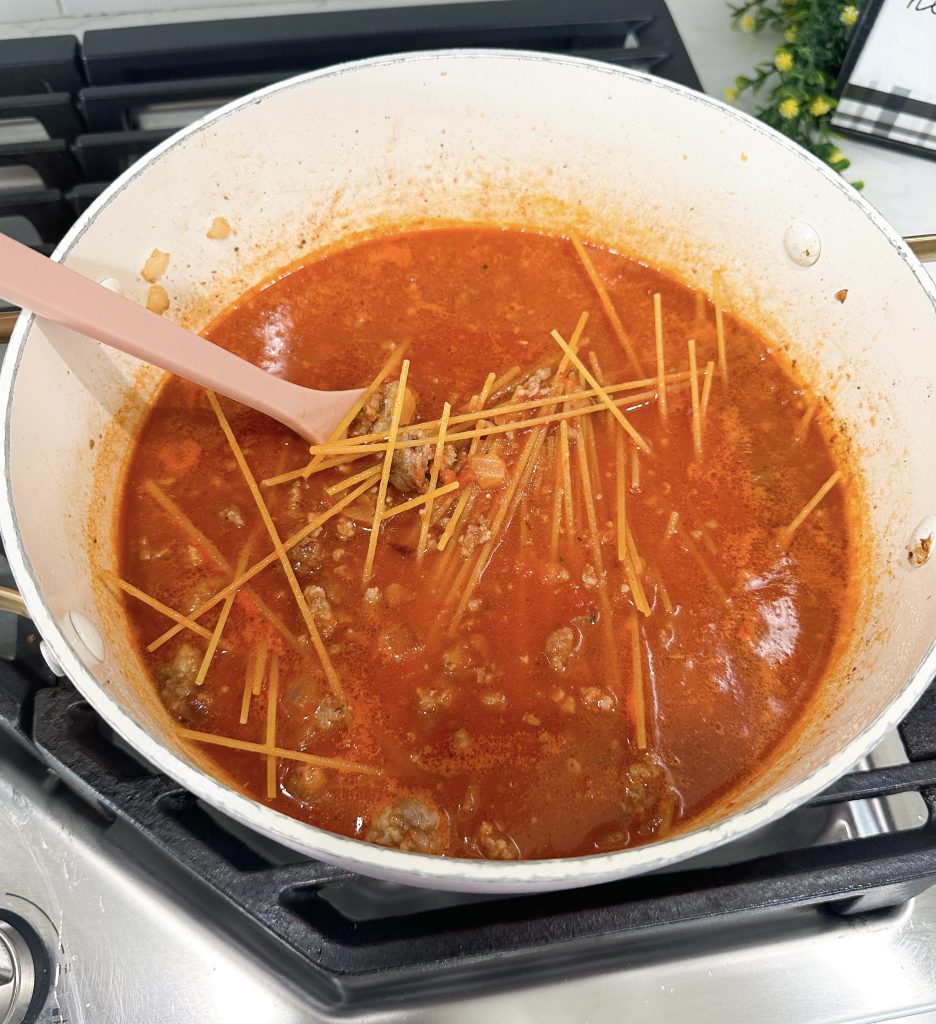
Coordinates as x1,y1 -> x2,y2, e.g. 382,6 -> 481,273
0,0 -> 698,331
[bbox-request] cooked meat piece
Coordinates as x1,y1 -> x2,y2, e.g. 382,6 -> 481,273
621,753 -> 668,821
544,626 -> 576,672
510,366 -> 552,403
349,380 -> 397,437
365,796 -> 448,854
285,764 -> 328,803
386,427 -> 461,496
313,693 -> 350,731
378,622 -> 422,663
476,820 -> 520,860
288,535 -> 322,578
580,686 -> 616,712
219,504 -> 245,527
158,642 -> 210,723
416,686 -> 454,713
335,516 -> 356,539
459,520 -> 492,556
389,430 -> 433,494
349,380 -> 416,438
302,584 -> 337,638
441,643 -> 473,676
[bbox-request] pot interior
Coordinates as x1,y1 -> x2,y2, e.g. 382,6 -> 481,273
4,52 -> 936,890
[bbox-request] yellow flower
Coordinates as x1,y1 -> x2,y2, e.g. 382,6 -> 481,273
774,49 -> 794,73
784,28 -> 797,43
809,95 -> 833,117
829,148 -> 844,163
779,98 -> 800,119
739,11 -> 756,32
724,85 -> 739,102
840,5 -> 859,25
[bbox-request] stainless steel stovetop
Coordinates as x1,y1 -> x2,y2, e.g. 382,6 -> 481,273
3,722 -> 936,1024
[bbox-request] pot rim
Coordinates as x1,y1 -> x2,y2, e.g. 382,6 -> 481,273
2,48 -> 935,892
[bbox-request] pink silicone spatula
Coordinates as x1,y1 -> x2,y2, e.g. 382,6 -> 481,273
0,233 -> 364,444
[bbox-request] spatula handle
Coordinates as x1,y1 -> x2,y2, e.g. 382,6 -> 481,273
0,232 -> 301,420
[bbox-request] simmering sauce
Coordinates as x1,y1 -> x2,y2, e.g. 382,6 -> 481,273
115,226 -> 855,860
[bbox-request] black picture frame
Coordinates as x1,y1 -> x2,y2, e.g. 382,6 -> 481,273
832,0 -> 936,162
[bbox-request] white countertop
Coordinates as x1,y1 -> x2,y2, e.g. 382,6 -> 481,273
1,0 -> 934,244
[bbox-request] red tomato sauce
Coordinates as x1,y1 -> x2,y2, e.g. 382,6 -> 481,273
115,226 -> 855,860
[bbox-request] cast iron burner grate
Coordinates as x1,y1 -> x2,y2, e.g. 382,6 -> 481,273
0,0 -> 699,339
3,644 -> 936,1011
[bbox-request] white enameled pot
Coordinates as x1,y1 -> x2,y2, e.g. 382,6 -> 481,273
3,51 -> 936,893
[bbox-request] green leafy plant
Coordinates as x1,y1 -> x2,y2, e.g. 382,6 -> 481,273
726,1 -> 864,187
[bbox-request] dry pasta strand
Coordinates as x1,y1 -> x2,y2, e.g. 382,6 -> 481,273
449,430 -> 544,635
325,464 -> 381,496
105,573 -> 212,640
631,447 -> 640,491
573,425 -> 623,695
795,397 -> 820,443
626,527 -> 651,616
437,374 -> 497,554
688,338 -> 702,461
653,292 -> 667,419
265,652 -> 279,799
417,402 -> 451,559
251,636 -> 269,697
550,328 -> 651,452
364,360 -> 410,582
700,359 -> 715,430
778,470 -> 842,550
380,480 -> 459,521
318,367 -> 699,452
178,727 -> 380,775
656,575 -> 674,614
664,510 -> 680,543
676,522 -> 726,601
713,269 -> 728,381
143,479 -> 229,571
261,343 -> 408,487
548,433 -> 564,562
490,364 -> 522,395
307,378 -> 688,459
145,479 -> 299,655
239,651 -> 255,725
195,541 -> 252,687
630,611 -> 648,750
570,230 -> 644,375
559,413 -> 576,541
615,427 -> 627,564
146,473 -> 376,653
206,390 -> 343,697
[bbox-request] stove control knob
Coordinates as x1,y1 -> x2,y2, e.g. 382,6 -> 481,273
0,920 -> 35,1024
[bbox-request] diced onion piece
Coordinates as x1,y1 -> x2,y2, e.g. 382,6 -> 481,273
468,453 -> 507,490
141,248 -> 170,282
146,284 -> 170,314
207,216 -> 232,239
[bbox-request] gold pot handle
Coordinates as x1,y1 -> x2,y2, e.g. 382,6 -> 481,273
906,234 -> 936,263
0,586 -> 29,618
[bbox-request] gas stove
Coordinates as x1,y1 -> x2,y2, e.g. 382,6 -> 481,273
2,2 -> 936,1022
